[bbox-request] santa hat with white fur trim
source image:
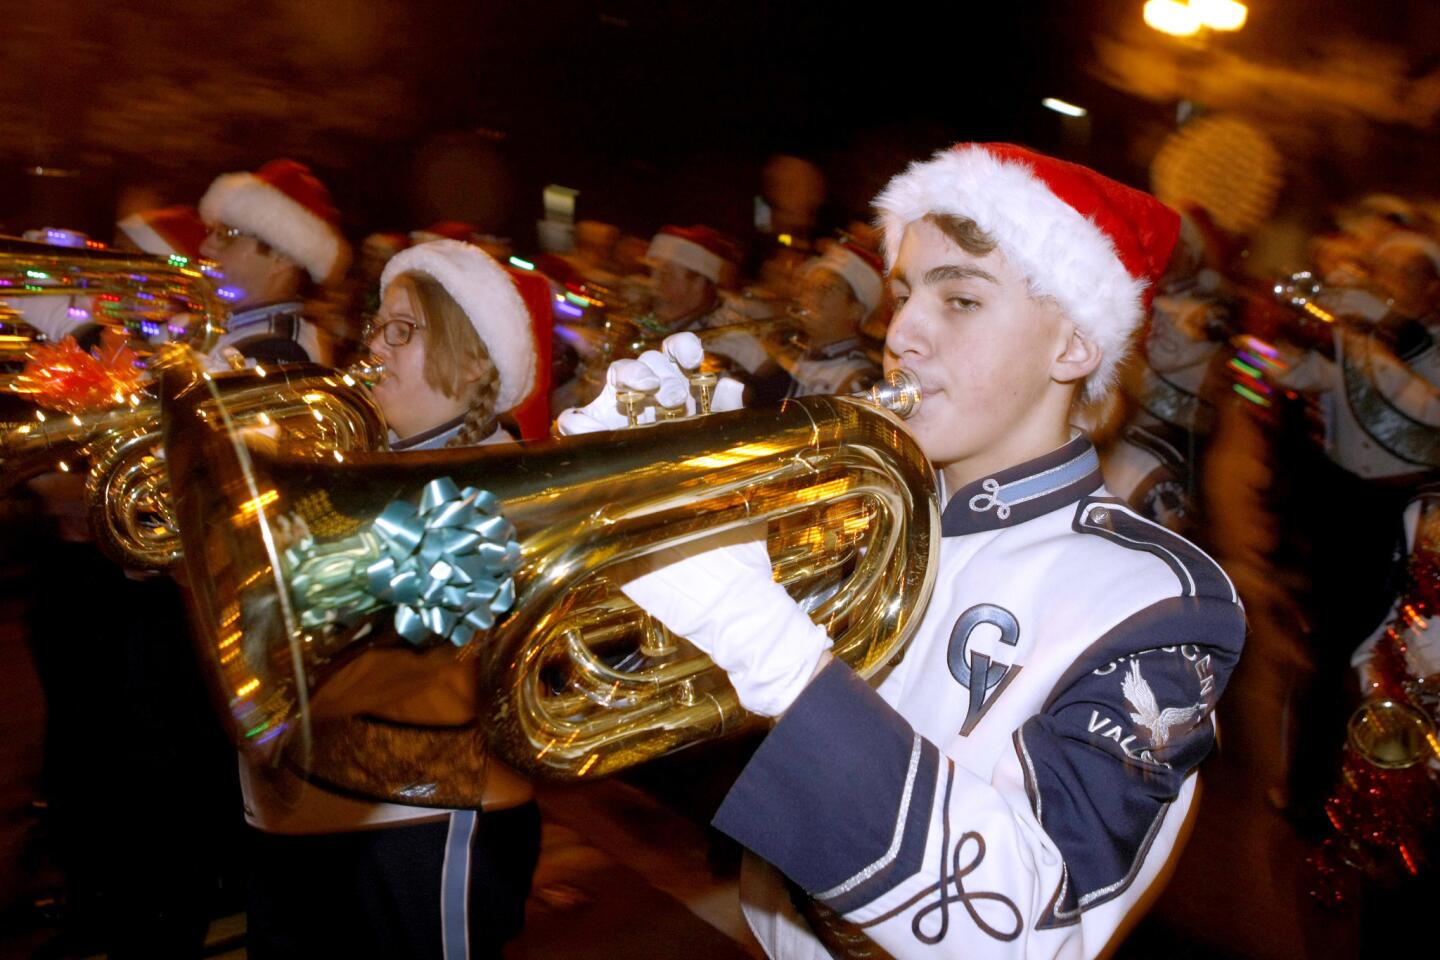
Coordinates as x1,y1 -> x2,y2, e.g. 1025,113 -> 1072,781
810,241 -> 885,319
117,205 -> 208,260
874,143 -> 1181,400
646,225 -> 739,285
199,159 -> 350,285
380,239 -> 537,413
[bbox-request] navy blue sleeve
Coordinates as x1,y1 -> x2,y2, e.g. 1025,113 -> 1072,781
1019,595 -> 1244,922
713,660 -> 941,905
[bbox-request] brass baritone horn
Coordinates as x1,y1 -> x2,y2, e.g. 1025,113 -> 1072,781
89,359 -> 388,569
3,354 -> 386,570
1,236 -> 231,493
164,367 -> 939,803
0,237 -> 226,390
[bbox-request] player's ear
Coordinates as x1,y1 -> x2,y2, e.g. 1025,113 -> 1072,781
1052,322 -> 1101,387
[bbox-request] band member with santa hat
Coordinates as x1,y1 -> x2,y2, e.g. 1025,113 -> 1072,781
198,158 -> 350,365
566,143 -> 1245,959
244,239 -> 541,960
642,224 -> 782,382
780,240 -> 886,397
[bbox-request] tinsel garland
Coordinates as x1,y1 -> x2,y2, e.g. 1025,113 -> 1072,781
9,334 -> 145,413
1311,544 -> 1440,905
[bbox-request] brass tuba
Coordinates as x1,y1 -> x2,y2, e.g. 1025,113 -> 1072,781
162,365 -> 938,801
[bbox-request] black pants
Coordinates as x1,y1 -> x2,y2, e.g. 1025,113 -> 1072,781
246,802 -> 540,960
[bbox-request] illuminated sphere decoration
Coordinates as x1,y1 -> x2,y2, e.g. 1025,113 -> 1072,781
1151,114 -> 1283,235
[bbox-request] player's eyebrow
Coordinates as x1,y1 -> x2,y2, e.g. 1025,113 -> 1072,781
922,264 -> 997,285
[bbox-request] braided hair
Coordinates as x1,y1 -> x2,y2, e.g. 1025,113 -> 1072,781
449,351 -> 501,448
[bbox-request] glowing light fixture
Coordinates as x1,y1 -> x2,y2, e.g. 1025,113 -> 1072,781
1192,0 -> 1246,30
509,256 -> 535,271
1042,97 -> 1088,118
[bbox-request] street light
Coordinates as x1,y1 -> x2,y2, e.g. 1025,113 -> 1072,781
1143,0 -> 1201,37
1143,0 -> 1246,38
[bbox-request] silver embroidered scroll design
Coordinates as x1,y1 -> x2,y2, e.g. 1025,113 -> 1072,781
968,478 -> 1011,520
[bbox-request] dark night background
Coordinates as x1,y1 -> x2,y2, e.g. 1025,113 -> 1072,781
1,0 -> 1437,253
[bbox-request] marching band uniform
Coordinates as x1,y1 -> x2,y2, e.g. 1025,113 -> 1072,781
719,440 -> 1243,960
600,145 -> 1245,959
642,225 -> 784,386
1098,212 -> 1232,534
1276,322 -> 1440,482
208,300 -> 310,364
1265,239 -> 1440,820
1273,234 -> 1440,483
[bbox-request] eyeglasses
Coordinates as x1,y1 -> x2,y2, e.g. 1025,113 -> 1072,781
205,223 -> 249,249
364,316 -> 425,347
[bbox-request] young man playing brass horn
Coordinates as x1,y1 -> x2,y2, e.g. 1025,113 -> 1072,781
561,143 -> 1245,959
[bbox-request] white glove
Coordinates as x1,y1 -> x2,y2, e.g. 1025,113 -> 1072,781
619,527 -> 831,717
555,332 -> 745,435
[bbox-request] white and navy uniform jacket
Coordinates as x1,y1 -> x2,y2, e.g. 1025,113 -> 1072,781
712,435 -> 1245,960
210,300 -> 312,365
783,338 -> 882,399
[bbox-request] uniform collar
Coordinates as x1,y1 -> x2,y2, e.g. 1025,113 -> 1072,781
941,434 -> 1103,536
390,414 -> 466,451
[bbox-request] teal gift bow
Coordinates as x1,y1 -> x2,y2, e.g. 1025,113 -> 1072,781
284,477 -> 521,646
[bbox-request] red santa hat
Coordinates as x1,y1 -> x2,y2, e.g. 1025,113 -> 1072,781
362,231 -> 410,260
874,143 -> 1181,400
809,241 -> 885,318
645,225 -> 739,285
409,221 -> 481,245
116,205 -> 207,260
199,159 -> 350,284
380,239 -> 537,413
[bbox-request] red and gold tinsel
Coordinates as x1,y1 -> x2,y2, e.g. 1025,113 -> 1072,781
9,334 -> 146,414
1311,540 -> 1440,906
